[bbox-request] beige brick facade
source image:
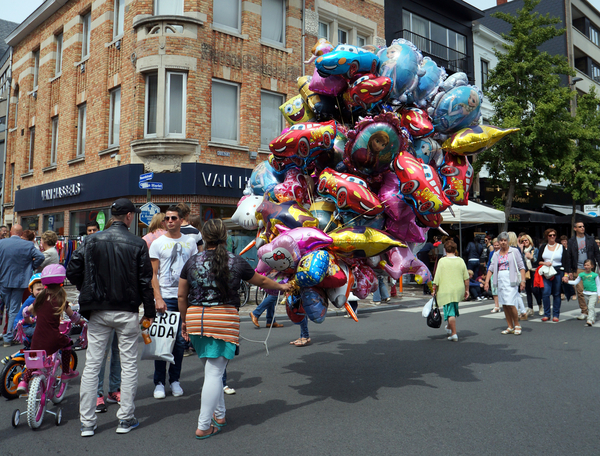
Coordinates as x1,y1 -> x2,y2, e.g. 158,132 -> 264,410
3,0 -> 385,236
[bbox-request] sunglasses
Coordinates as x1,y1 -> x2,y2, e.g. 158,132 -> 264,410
576,226 -> 584,228
165,216 -> 179,221
548,234 -> 556,237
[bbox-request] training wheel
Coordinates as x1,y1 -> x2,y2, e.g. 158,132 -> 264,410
55,408 -> 62,426
12,409 -> 20,428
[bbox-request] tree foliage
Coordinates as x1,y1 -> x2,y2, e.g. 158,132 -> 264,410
474,0 -> 575,229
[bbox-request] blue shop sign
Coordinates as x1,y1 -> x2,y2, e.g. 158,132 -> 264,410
15,163 -> 253,212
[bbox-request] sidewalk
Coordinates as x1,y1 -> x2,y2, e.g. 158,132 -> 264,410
64,283 -> 430,322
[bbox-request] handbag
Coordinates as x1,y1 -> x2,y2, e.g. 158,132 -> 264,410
426,296 -> 442,328
538,244 -> 558,279
141,310 -> 181,363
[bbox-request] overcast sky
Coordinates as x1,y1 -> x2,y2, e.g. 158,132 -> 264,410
1,0 -> 600,27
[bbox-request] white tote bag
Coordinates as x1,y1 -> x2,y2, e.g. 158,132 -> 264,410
141,311 -> 180,363
422,298 -> 434,318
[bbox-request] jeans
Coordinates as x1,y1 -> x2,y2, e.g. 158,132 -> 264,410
469,286 -> 480,299
98,330 -> 121,396
154,298 -> 185,386
0,287 -> 25,344
252,294 -> 277,324
373,275 -> 389,302
467,259 -> 480,277
80,310 -> 140,427
299,318 -> 309,339
525,275 -> 541,309
542,276 -> 562,318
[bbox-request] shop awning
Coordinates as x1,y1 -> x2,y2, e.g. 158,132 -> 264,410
542,204 -> 590,217
510,207 -> 557,224
441,201 -> 505,224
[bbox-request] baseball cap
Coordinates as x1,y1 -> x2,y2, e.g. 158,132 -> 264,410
111,198 -> 141,215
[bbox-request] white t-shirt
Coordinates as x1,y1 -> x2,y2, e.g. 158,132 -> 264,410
149,234 -> 198,299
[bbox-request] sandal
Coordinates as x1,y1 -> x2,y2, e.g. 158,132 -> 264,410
514,325 -> 522,335
501,327 -> 515,335
212,415 -> 227,427
196,425 -> 221,440
491,307 -> 500,313
292,338 -> 311,347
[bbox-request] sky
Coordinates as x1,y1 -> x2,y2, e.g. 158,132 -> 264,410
1,0 -> 600,26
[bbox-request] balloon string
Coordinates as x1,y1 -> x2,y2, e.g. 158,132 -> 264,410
334,196 -> 394,231
239,290 -> 280,357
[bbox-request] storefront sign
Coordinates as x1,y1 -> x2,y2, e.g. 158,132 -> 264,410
584,205 -> 599,217
40,183 -> 82,201
201,172 -> 248,190
96,212 -> 106,230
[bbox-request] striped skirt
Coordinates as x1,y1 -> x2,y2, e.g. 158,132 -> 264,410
186,305 -> 240,345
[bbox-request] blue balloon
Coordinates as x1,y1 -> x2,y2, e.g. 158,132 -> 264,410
296,250 -> 330,287
411,57 -> 445,105
432,86 -> 482,134
249,160 -> 283,198
377,40 -> 420,100
301,287 -> 328,323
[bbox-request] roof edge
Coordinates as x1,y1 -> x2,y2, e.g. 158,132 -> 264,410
5,0 -> 70,47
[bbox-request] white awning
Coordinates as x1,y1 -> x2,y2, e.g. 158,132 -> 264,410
441,201 -> 505,224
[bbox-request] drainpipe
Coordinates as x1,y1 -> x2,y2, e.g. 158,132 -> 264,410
301,0 -> 306,76
0,48 -> 12,226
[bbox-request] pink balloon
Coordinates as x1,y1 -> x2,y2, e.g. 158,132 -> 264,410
257,234 -> 301,274
382,246 -> 431,283
274,168 -> 310,205
275,225 -> 333,255
309,67 -> 348,96
351,262 -> 377,299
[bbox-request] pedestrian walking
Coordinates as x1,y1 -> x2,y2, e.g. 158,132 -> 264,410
142,213 -> 166,249
0,224 -> 44,347
488,238 -> 501,313
465,234 -> 483,277
567,222 -> 600,320
485,232 -> 526,335
537,228 -> 569,323
566,259 -> 600,327
519,234 -> 541,316
66,197 -> 156,436
177,218 -> 292,439
432,240 -> 469,342
149,205 -> 198,399
250,294 -> 284,328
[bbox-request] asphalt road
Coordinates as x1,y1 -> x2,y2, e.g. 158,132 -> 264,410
1,297 -> 599,456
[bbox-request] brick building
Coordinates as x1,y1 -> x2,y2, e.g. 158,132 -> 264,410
2,0 -> 385,237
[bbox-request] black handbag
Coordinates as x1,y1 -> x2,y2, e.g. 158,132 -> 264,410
426,296 -> 442,328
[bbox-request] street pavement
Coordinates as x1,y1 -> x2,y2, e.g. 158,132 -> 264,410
1,291 -> 599,455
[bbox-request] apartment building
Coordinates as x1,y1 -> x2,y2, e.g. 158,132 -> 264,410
2,0 -> 384,236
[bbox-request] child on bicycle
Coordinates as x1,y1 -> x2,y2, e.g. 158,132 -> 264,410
13,273 -> 43,348
17,264 -> 81,394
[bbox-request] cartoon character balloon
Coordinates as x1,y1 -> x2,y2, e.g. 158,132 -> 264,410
410,57 -> 446,106
381,246 -> 432,284
413,137 -> 442,165
399,107 -> 434,138
280,95 -> 315,125
256,234 -> 301,274
343,74 -> 392,112
439,153 -> 473,205
256,200 -> 319,239
325,262 -> 354,308
317,168 -> 384,216
231,195 -> 264,230
432,85 -> 482,134
274,168 -> 310,205
377,39 -> 421,100
249,161 -> 283,197
297,76 -> 339,121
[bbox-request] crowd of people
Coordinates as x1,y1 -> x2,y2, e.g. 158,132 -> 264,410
1,202 -> 599,438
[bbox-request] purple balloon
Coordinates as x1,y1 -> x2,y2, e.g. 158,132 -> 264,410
382,247 -> 431,283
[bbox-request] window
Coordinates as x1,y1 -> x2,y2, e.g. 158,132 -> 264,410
82,12 -> 91,59
145,73 -> 158,137
261,0 -> 285,46
13,87 -> 18,127
338,27 -> 348,45
0,116 -> 5,133
211,80 -> 239,144
481,59 -> 489,86
43,213 -> 64,235
357,35 -> 366,47
109,87 -> 121,146
114,0 -> 125,37
55,34 -> 63,75
77,103 -> 87,157
28,127 -> 35,171
155,0 -> 183,15
50,117 -> 59,164
318,21 -> 329,40
33,50 -> 39,88
261,91 -> 284,147
213,0 -> 240,32
592,61 -> 600,84
166,72 -> 186,136
590,24 -> 599,47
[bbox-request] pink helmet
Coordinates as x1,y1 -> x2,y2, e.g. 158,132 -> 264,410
41,264 -> 66,286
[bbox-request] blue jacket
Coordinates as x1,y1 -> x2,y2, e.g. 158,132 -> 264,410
0,236 -> 45,288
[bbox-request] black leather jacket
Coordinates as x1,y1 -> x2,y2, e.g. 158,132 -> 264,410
566,234 -> 600,273
66,222 -> 156,320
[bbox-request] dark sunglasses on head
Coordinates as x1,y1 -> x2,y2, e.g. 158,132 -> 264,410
165,216 -> 179,221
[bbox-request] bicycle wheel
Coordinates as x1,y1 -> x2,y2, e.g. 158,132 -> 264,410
69,351 -> 78,371
0,358 -> 26,400
27,376 -> 47,429
239,281 -> 250,307
254,287 -> 267,305
51,365 -> 68,405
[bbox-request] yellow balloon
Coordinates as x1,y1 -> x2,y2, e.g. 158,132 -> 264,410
442,125 -> 519,155
327,226 -> 406,258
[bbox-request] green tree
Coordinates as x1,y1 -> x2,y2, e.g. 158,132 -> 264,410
551,88 -> 600,230
474,0 -> 575,231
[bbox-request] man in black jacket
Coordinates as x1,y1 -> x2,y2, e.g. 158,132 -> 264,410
567,222 -> 600,320
67,198 -> 155,437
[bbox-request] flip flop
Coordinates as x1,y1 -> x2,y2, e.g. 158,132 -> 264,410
196,425 -> 221,440
212,416 -> 227,427
293,338 -> 311,347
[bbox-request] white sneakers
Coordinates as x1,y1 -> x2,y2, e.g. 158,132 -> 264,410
154,382 -> 184,398
153,383 -> 166,399
170,381 -> 184,397
448,334 -> 458,342
445,325 -> 452,335
577,314 -> 587,320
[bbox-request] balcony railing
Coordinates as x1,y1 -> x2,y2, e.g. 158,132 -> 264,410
394,29 -> 468,74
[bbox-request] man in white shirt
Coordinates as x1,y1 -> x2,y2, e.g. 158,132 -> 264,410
149,205 -> 197,399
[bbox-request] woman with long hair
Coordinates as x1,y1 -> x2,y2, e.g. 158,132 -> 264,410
142,213 -> 166,248
485,232 -> 526,335
520,234 -> 541,316
536,228 -> 569,322
178,219 -> 292,439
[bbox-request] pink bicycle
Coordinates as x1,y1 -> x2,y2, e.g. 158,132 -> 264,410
11,321 -> 77,429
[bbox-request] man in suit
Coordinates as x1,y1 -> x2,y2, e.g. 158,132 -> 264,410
0,224 -> 45,346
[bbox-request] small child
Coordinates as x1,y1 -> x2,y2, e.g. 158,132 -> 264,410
17,264 -> 81,393
12,273 -> 43,348
567,258 -> 600,327
468,270 -> 484,301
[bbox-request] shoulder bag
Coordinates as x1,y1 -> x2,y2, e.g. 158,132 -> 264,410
426,296 -> 442,328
